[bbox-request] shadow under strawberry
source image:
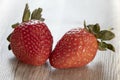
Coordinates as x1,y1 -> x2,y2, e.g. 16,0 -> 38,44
49,62 -> 107,80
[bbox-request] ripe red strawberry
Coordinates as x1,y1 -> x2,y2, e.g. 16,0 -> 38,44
49,22 -> 115,69
7,4 -> 53,66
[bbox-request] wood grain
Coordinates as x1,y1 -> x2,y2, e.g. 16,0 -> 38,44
0,0 -> 119,80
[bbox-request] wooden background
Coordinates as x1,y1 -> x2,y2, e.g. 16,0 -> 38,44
0,0 -> 120,80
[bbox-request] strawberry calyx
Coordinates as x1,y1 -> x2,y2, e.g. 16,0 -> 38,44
11,4 -> 44,28
7,3 -> 44,50
84,21 -> 115,52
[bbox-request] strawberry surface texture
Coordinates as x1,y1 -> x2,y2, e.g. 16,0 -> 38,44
10,20 -> 53,66
50,28 -> 98,68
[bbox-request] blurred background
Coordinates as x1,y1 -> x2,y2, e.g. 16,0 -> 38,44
0,0 -> 119,47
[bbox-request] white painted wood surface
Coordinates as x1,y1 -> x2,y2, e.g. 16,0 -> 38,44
0,0 -> 120,80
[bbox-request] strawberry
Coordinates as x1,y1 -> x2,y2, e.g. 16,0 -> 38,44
49,21 -> 115,69
7,4 -> 53,66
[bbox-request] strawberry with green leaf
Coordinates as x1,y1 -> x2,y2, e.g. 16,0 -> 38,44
49,21 -> 115,69
7,4 -> 53,66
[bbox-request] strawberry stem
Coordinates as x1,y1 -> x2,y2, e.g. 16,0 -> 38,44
84,20 -> 87,30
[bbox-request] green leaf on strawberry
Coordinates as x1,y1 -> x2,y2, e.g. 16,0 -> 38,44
12,23 -> 19,28
98,41 -> 115,52
98,41 -> 107,51
106,43 -> 115,52
31,8 -> 44,21
84,21 -> 115,52
8,44 -> 11,50
22,4 -> 31,22
92,23 -> 100,33
97,30 -> 115,40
